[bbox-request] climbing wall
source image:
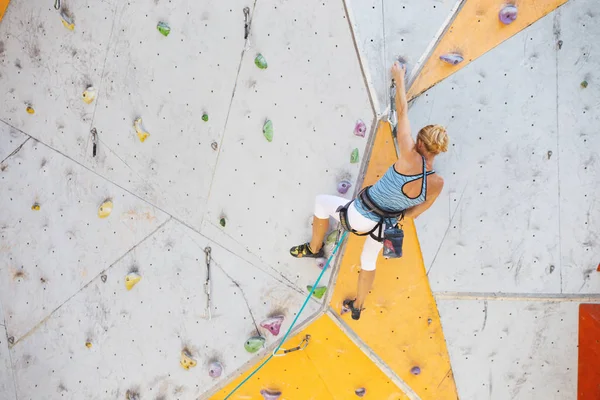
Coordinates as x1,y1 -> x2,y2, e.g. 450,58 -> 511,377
205,0 -> 372,289
408,0 -> 569,99
346,0 -> 460,113
408,0 -> 600,397
438,300 -> 578,399
0,327 -> 15,400
1,0 -> 599,398
0,121 -> 27,161
5,217 -> 319,398
330,122 -> 457,400
211,313 -> 410,400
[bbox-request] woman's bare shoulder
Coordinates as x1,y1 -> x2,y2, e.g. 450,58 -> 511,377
429,173 -> 444,193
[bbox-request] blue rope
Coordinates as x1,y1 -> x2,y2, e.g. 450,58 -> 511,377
223,231 -> 348,399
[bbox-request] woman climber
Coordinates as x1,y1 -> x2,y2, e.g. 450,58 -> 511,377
290,61 -> 448,320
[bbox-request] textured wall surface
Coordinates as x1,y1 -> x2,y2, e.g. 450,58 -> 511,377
346,0 -> 459,113
0,0 -> 598,398
410,0 -> 600,397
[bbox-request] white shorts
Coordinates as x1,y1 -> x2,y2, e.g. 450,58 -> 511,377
314,194 -> 381,271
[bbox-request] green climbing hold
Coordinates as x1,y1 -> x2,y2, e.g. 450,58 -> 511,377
581,80 -> 588,89
157,21 -> 171,36
325,230 -> 338,247
202,113 -> 209,122
255,54 -> 268,69
350,148 -> 359,164
307,285 -> 327,299
219,217 -> 226,227
244,336 -> 266,353
263,120 -> 274,142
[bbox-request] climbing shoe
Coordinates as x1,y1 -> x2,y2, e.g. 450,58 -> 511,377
289,242 -> 324,258
343,299 -> 363,321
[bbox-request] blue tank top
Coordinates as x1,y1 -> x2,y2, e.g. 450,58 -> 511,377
354,156 -> 435,225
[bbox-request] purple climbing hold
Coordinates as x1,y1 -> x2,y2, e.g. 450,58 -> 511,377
499,5 -> 518,25
439,53 -> 464,65
354,120 -> 366,137
208,361 -> 223,378
355,388 -> 366,397
316,257 -> 328,270
411,366 -> 421,375
260,389 -> 282,400
260,315 -> 285,336
341,302 -> 350,315
337,180 -> 352,195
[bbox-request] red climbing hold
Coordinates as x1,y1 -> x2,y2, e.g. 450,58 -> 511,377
260,389 -> 282,400
260,315 -> 284,336
596,263 -> 600,272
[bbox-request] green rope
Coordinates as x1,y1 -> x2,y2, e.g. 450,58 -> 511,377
223,231 -> 348,399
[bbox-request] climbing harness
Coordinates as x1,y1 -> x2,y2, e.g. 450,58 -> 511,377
204,246 -> 212,320
223,231 -> 348,399
273,335 -> 310,357
337,187 -> 405,258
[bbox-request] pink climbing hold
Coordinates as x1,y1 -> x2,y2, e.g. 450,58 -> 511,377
355,388 -> 366,397
499,5 -> 518,25
439,53 -> 464,65
208,361 -> 223,378
337,180 -> 352,195
316,257 -> 328,270
260,389 -> 282,400
260,315 -> 285,336
354,120 -> 366,137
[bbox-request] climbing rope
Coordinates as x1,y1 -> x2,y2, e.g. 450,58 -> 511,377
223,230 -> 348,399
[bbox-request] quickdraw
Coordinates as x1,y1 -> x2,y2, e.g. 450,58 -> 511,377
204,246 -> 212,320
272,335 -> 310,357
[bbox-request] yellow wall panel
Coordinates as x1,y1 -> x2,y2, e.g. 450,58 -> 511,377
0,0 -> 10,23
329,121 -> 458,400
212,314 -> 409,400
408,0 -> 569,99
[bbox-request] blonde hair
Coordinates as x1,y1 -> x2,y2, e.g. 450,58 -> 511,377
417,124 -> 449,155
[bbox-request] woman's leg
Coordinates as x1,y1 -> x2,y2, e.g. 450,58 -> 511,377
355,235 -> 382,308
344,204 -> 382,320
290,195 -> 348,258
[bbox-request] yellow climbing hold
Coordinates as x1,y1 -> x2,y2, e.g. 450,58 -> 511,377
98,200 -> 113,218
180,349 -> 197,370
125,272 -> 141,290
31,203 -> 40,211
85,341 -> 92,348
60,10 -> 75,31
26,106 -> 35,114
134,117 -> 149,142
82,86 -> 96,104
